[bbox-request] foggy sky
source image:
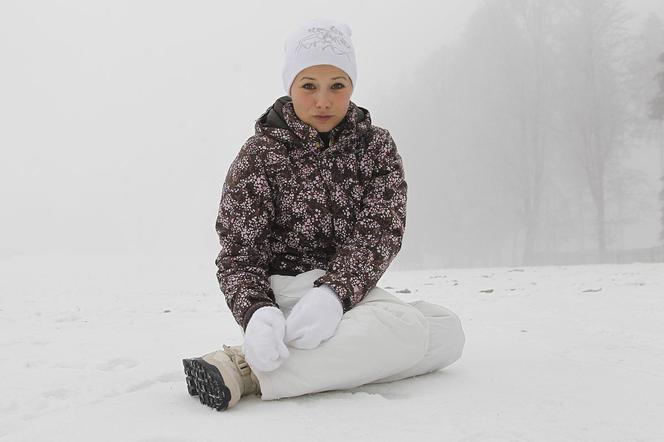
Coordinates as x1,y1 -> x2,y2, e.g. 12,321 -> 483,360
1,0 -> 663,267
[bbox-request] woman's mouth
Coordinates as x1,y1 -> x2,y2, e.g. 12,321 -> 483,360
314,115 -> 333,121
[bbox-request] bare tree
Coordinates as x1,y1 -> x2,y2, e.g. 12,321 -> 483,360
650,52 -> 664,243
557,0 -> 632,257
506,0 -> 563,262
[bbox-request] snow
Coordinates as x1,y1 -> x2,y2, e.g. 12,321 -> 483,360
1,253 -> 663,441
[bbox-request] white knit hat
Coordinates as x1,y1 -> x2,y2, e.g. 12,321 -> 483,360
282,18 -> 357,96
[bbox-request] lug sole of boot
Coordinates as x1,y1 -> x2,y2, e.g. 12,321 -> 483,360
182,357 -> 232,411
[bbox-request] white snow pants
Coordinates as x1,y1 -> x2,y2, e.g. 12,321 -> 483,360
250,269 -> 465,401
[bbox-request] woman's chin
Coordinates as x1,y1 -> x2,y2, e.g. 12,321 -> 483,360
310,120 -> 337,132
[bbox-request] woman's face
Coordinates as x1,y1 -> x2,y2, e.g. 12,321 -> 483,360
289,64 -> 353,133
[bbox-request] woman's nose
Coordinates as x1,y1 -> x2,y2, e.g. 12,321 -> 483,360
314,91 -> 332,108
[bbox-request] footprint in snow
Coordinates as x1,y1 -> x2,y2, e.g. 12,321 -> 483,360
96,357 -> 139,372
125,371 -> 182,393
54,311 -> 82,323
42,388 -> 76,400
138,438 -> 189,442
54,360 -> 87,369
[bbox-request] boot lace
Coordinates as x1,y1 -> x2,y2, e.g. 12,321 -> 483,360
222,344 -> 259,394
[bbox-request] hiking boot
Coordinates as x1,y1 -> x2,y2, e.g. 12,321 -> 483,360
183,344 -> 261,411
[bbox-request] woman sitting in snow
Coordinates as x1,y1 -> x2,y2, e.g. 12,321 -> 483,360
183,18 -> 465,411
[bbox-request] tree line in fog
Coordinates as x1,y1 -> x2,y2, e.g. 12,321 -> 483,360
390,0 -> 664,268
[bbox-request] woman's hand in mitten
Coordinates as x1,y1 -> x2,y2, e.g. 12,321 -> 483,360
243,306 -> 290,372
284,284 -> 344,350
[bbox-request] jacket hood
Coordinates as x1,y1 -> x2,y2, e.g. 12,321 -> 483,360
254,96 -> 371,150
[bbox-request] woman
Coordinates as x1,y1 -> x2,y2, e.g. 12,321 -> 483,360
183,18 -> 465,411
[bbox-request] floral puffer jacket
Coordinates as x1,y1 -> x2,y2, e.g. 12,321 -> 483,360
215,95 -> 407,330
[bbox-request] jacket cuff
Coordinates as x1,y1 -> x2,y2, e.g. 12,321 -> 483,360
241,301 -> 278,332
313,276 -> 353,313
317,283 -> 344,310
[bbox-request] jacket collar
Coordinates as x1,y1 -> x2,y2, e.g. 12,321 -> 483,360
255,96 -> 371,152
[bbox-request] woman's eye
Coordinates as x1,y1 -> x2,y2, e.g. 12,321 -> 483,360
302,83 -> 345,90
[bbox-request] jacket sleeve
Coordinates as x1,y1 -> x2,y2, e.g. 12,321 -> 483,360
312,128 -> 407,312
214,142 -> 278,331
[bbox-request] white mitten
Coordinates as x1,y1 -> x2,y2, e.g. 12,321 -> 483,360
284,284 -> 344,350
243,306 -> 290,372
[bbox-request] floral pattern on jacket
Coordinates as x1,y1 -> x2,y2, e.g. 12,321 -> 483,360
215,96 -> 407,330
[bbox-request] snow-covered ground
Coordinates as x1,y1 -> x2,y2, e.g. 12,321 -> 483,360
1,253 -> 663,442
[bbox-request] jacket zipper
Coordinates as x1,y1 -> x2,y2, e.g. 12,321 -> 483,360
308,140 -> 338,242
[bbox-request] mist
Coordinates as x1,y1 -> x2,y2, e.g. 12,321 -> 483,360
2,0 -> 664,270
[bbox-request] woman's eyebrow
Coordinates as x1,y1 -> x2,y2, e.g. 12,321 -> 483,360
300,76 -> 348,81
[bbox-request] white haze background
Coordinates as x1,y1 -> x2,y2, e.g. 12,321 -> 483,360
1,0 -> 483,264
1,0 -> 663,268
2,1 -> 664,441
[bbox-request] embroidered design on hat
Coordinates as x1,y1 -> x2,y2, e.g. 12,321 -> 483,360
295,25 -> 353,60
